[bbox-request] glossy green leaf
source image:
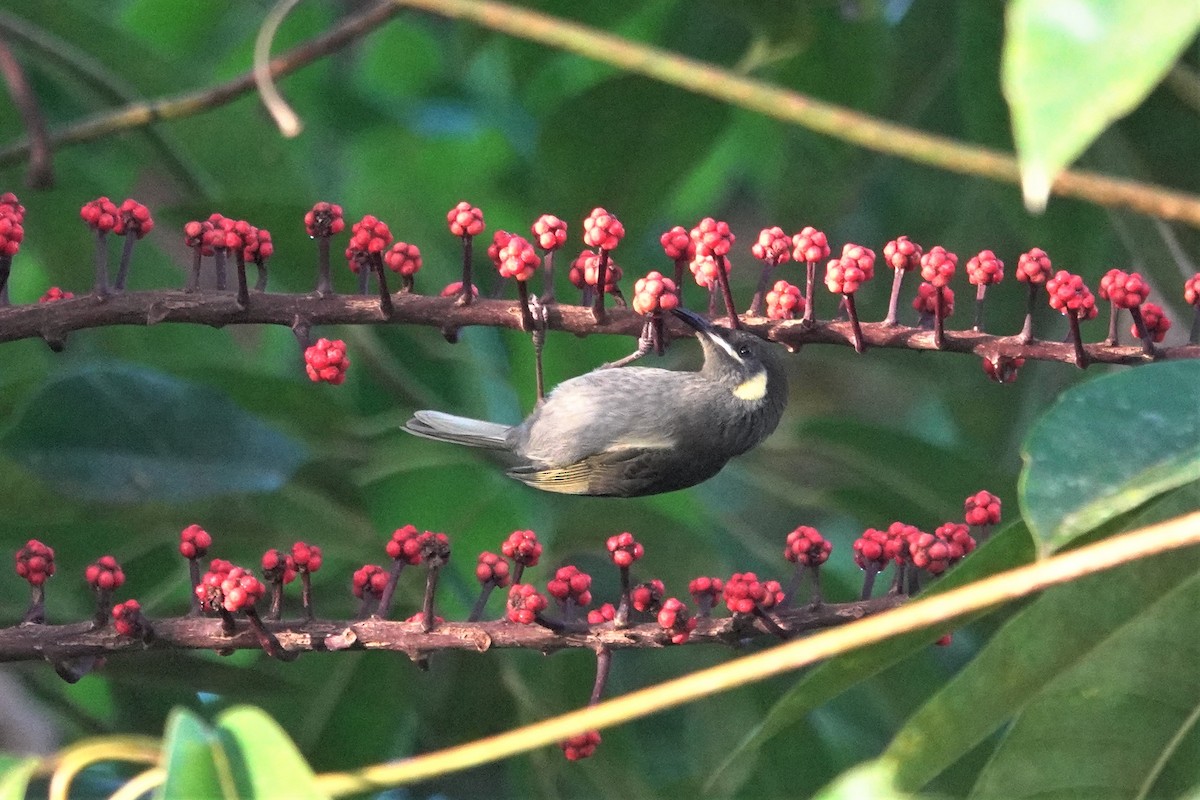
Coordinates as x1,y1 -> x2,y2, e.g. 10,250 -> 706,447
1019,361 -> 1200,554
0,756 -> 38,800
885,488 -> 1200,792
1002,0 -> 1200,210
969,568 -> 1200,799
156,708 -> 229,800
0,363 -> 308,504
216,706 -> 324,800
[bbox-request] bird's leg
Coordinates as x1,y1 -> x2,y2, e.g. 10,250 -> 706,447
602,317 -> 655,369
528,295 -> 548,402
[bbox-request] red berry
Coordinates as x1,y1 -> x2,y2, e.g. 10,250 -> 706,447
112,599 -> 145,637
487,230 -> 514,268
1046,270 -> 1097,320
475,551 -> 511,587
1137,302 -> 1171,343
630,579 -> 665,613
447,201 -> 485,237
531,214 -> 567,251
305,202 -> 345,237
751,227 -> 791,265
261,549 -> 297,584
39,287 -> 74,303
982,354 -> 1025,384
506,583 -> 548,624
0,212 -> 23,257
304,338 -> 350,385
441,281 -> 478,298
913,282 -> 955,317
660,226 -> 695,261
784,526 -> 831,566
588,603 -> 617,625
118,199 -> 154,239
0,191 -> 25,222
497,235 -> 540,281
501,530 -> 542,567
291,542 -> 322,573
765,280 -> 805,320
964,491 -> 1002,527
791,226 -> 830,263
606,532 -> 644,568
632,271 -> 680,315
690,217 -> 734,257
583,207 -> 625,251
561,730 -> 601,761
15,539 -> 55,587
1099,269 -> 1150,309
352,564 -> 389,599
657,597 -> 697,644
1016,247 -> 1053,284
179,524 -> 212,559
920,246 -> 957,288
883,236 -> 922,272
85,555 -> 125,592
966,250 -> 1003,286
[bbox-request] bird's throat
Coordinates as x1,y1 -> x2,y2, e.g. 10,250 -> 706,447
733,369 -> 769,401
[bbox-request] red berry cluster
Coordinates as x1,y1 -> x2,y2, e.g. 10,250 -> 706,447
80,197 -> 122,233
39,287 -> 74,303
765,280 -> 804,320
291,542 -> 323,574
118,199 -> 155,239
632,271 -> 679,315
792,226 -> 831,263
689,255 -> 720,289
385,242 -> 422,276
532,214 -> 568,251
883,235 -> 923,272
304,338 -> 350,385
85,555 -> 125,592
964,491 -> 1001,527
966,250 -> 1003,286
497,235 -> 540,281
587,603 -> 616,625
659,226 -> 695,261
352,565 -> 389,600
547,566 -> 593,607
447,201 -> 485,238
1138,303 -> 1172,343
15,539 -> 55,586
1046,270 -> 1098,319
630,579 -> 665,613
751,227 -> 792,265
657,597 -> 697,644
920,246 -> 957,287
475,552 -> 511,587
825,243 -> 875,294
386,524 -> 425,565
506,583 -> 549,624
1185,274 -> 1200,307
261,549 -> 297,585
217,567 -> 266,613
561,730 -> 601,761
502,530 -> 543,568
305,202 -> 346,237
0,209 -> 22,257
852,528 -> 903,573
1016,247 -> 1053,284
112,599 -> 146,638
784,526 -> 831,566
347,215 -> 393,269
583,207 -> 625,251
1098,269 -> 1150,309
487,230 -> 513,269
606,532 -> 644,568
723,572 -> 784,614
688,576 -> 723,610
690,217 -> 735,257
179,524 -> 213,559
913,283 -> 955,317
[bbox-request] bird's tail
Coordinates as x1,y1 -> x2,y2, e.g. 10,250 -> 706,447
404,410 -> 513,450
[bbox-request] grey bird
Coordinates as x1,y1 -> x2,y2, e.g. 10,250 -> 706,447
403,308 -> 788,497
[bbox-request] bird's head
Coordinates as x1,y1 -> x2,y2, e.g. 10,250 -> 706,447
671,308 -> 788,408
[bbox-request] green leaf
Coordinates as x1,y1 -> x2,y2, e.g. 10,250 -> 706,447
704,524 -> 1035,797
1019,361 -> 1200,554
1002,0 -> 1200,211
0,363 -> 309,504
813,760 -> 912,800
216,706 -> 325,800
968,568 -> 1200,799
0,756 -> 38,800
156,708 -> 230,800
885,489 -> 1200,792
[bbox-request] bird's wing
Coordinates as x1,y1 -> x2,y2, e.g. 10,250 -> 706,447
507,444 -> 713,497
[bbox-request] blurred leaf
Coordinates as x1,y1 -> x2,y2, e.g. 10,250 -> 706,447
1019,361 -> 1200,554
968,567 -> 1200,799
0,756 -> 38,800
157,708 -> 226,800
1002,0 -> 1200,210
813,759 -> 911,800
216,706 -> 323,800
0,363 -> 309,504
886,488 -> 1200,792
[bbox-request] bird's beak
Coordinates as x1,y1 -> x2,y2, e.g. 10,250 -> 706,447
670,307 -> 716,334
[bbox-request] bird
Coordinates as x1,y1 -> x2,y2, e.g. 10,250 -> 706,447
403,307 -> 788,497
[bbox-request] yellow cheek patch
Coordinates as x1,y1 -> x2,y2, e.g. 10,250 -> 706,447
733,370 -> 769,401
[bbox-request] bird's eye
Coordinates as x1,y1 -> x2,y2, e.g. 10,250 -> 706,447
736,345 -> 752,358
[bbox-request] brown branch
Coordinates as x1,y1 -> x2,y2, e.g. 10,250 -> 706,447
3,288 -> 1197,367
0,595 -> 905,664
0,1 -> 401,167
0,35 -> 51,187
